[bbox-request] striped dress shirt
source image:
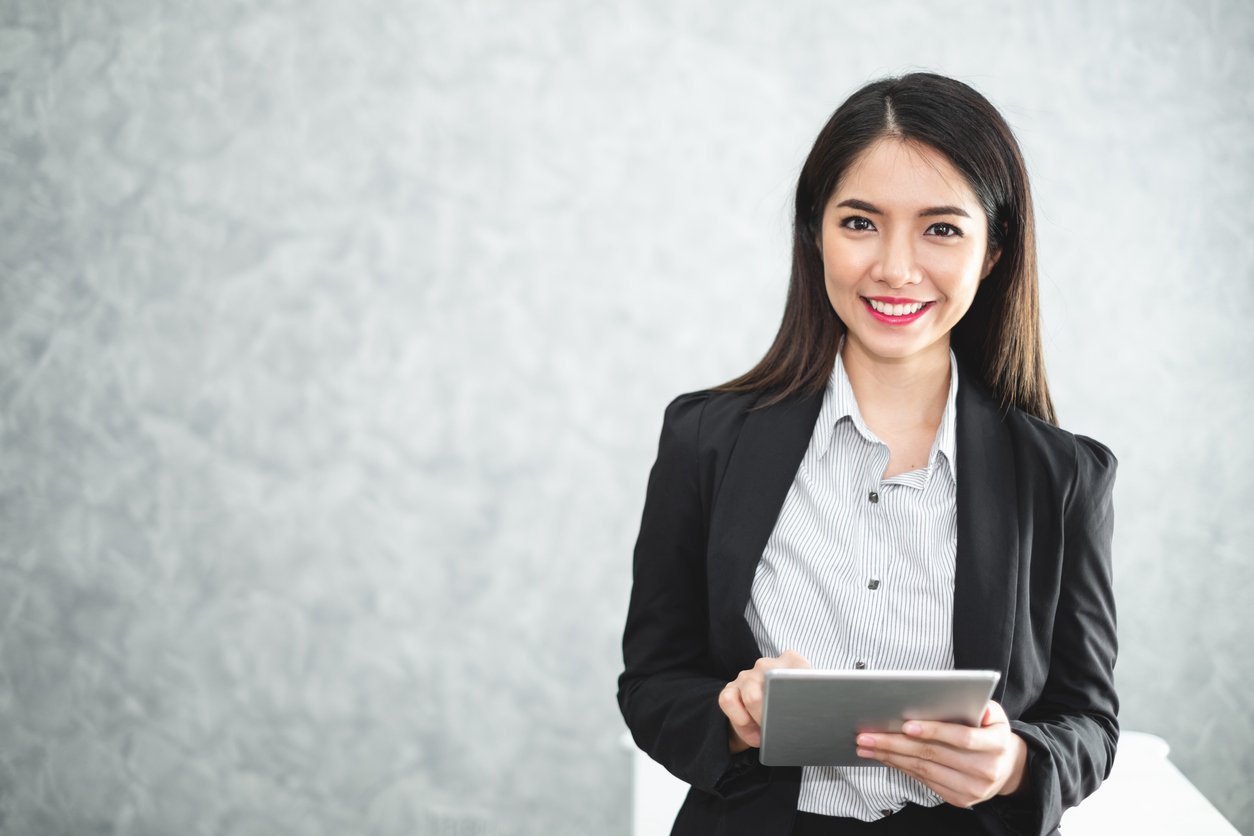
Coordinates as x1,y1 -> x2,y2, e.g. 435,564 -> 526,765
744,345 -> 959,820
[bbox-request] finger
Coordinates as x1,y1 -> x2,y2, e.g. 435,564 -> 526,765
718,685 -> 760,747
736,723 -> 761,748
862,724 -> 1011,805
738,676 -> 765,723
864,748 -> 982,804
778,649 -> 811,668
866,746 -> 968,792
718,684 -> 753,728
720,686 -> 761,747
900,720 -> 999,753
858,731 -> 1002,783
859,732 -> 967,773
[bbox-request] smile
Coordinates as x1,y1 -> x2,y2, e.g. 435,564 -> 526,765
861,296 -> 934,325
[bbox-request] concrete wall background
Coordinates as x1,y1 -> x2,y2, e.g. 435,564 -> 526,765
1,1 -> 1251,834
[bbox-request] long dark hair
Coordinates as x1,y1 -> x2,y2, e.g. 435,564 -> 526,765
714,72 -> 1056,424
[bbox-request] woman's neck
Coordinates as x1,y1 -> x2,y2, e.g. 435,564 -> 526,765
841,336 -> 951,437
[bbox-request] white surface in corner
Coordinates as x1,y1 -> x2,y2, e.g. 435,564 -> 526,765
622,731 -> 1242,836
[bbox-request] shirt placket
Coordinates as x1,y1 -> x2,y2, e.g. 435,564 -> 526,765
852,440 -> 891,671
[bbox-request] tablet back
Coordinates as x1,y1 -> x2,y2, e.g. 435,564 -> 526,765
759,669 -> 1000,767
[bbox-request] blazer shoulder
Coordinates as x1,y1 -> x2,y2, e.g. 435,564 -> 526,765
1006,408 -> 1118,503
660,387 -> 762,447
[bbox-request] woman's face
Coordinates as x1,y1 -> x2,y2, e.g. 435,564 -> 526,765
817,138 -> 1000,366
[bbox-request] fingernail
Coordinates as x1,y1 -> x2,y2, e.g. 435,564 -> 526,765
856,747 -> 874,758
903,722 -> 921,735
856,734 -> 875,747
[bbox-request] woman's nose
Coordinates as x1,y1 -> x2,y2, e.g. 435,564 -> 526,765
874,232 -> 923,287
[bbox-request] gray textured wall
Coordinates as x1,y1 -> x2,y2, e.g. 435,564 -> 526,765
1,1 -> 1251,834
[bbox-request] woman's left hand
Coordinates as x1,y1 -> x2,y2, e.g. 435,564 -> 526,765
855,700 -> 1029,808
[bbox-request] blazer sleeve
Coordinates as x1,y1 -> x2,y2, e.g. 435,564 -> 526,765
987,434 -> 1120,836
617,393 -> 769,800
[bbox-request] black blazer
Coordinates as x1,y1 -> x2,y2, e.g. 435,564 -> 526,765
618,365 -> 1118,836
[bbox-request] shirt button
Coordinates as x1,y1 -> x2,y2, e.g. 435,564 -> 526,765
868,490 -> 879,503
881,809 -> 893,817
855,660 -> 866,669
868,578 -> 880,590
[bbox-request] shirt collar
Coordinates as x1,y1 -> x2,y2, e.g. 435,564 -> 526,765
814,338 -> 959,484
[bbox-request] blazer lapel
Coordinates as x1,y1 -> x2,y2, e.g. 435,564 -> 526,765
953,369 -> 1019,699
706,388 -> 825,672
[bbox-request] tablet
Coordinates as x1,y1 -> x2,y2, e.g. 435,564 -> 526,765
758,669 -> 1001,767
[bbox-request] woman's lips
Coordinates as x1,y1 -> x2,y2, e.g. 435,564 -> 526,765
861,296 -> 935,325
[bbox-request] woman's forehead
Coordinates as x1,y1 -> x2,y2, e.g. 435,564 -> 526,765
833,138 -> 979,211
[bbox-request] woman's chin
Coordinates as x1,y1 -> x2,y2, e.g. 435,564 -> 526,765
842,330 -> 950,364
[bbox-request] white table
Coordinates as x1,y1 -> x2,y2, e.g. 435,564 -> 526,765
622,731 -> 1242,835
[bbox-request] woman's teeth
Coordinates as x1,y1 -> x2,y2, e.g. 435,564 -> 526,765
867,299 -> 927,316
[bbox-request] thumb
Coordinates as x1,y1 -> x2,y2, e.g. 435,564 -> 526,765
981,700 -> 1009,727
778,649 -> 811,668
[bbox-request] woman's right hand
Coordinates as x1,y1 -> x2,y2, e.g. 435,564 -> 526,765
718,650 -> 811,753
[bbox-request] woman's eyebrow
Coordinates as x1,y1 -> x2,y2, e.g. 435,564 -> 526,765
835,198 -> 971,218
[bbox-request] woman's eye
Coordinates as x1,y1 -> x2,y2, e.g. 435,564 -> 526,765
927,222 -> 963,238
841,216 -> 875,231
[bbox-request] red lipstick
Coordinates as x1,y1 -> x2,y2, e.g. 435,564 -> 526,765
861,296 -> 934,325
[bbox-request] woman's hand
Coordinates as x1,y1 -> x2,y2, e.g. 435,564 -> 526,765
855,700 -> 1029,808
718,650 -> 810,753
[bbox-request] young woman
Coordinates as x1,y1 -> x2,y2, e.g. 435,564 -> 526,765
618,73 -> 1118,836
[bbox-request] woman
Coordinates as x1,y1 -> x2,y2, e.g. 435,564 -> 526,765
617,73 -> 1118,836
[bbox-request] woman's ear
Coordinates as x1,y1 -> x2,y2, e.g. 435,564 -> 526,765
983,220 -> 1010,279
980,219 -> 1009,280
980,245 -> 1002,281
